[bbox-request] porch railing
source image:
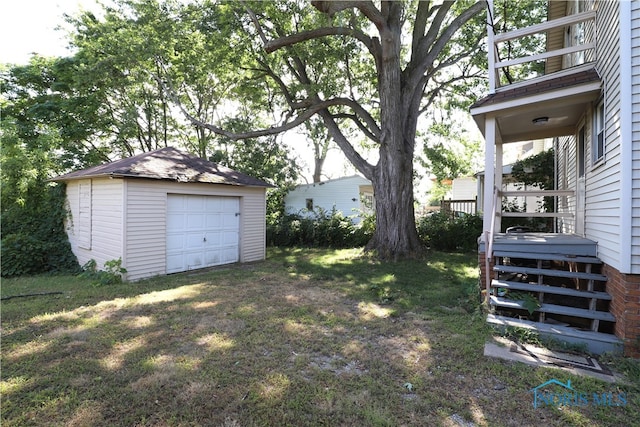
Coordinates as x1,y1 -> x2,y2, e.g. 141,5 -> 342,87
484,188 -> 575,305
499,189 -> 575,219
488,8 -> 596,91
485,186 -> 500,304
441,198 -> 477,216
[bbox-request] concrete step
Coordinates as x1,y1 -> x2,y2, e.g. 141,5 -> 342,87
491,279 -> 611,300
487,313 -> 623,355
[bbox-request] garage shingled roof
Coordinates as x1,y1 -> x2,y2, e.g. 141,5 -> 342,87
51,147 -> 274,187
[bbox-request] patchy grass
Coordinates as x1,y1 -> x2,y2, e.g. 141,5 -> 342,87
1,247 -> 638,426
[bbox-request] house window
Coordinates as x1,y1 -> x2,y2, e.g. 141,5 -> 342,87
305,198 -> 313,210
594,100 -> 605,162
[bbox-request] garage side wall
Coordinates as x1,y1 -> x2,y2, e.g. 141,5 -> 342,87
124,180 -> 267,281
64,178 -> 124,269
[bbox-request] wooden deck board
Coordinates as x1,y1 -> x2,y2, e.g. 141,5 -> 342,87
490,296 -> 615,321
493,265 -> 607,281
486,314 -> 623,351
491,279 -> 611,300
479,233 -> 598,257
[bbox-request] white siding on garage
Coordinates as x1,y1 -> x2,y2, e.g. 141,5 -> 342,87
124,180 -> 266,281
65,178 -> 124,270
241,187 -> 268,261
284,175 -> 373,223
123,180 -> 166,280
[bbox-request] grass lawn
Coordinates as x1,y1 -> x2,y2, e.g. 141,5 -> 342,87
2,247 -> 639,426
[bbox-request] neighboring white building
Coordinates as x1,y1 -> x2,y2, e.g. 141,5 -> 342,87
52,147 -> 272,281
284,175 -> 374,223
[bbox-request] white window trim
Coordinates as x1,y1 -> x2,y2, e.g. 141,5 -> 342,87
593,99 -> 605,164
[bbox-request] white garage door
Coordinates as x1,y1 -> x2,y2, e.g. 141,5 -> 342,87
166,194 -> 240,274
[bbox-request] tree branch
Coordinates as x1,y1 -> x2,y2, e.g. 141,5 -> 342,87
317,109 -> 374,179
155,69 -> 378,142
264,26 -> 376,58
416,1 -> 486,77
411,1 -> 432,54
332,112 -> 378,141
405,1 -> 486,100
312,1 -> 384,30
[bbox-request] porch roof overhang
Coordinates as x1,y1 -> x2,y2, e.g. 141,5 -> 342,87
470,66 -> 602,144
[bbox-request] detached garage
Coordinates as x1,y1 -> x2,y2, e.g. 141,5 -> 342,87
52,147 -> 273,281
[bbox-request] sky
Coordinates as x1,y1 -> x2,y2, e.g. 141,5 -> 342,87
0,0 -> 104,65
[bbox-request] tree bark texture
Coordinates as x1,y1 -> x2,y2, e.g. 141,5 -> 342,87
365,17 -> 423,258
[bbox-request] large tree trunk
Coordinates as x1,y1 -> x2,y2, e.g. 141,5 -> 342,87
367,143 -> 423,259
365,12 -> 423,259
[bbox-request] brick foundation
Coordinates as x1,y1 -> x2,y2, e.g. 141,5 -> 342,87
603,264 -> 640,358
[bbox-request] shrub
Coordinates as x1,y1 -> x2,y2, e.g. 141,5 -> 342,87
0,233 -> 48,277
1,183 -> 79,277
267,207 -> 373,248
417,211 -> 482,251
79,258 -> 127,286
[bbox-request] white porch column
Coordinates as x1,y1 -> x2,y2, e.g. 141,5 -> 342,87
483,115 -> 496,233
495,140 -> 503,232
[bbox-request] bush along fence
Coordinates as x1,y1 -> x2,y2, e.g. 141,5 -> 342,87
268,207 -> 482,252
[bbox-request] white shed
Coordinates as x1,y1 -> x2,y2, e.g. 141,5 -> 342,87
52,147 -> 272,281
284,175 -> 374,223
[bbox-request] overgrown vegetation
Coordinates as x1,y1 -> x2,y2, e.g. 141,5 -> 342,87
267,207 -> 374,248
268,207 -> 483,253
79,258 -> 128,286
2,248 -> 638,426
417,211 -> 483,252
0,175 -> 79,277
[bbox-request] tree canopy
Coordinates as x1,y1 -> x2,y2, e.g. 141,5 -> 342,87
3,0 -> 505,262
165,0 -> 489,258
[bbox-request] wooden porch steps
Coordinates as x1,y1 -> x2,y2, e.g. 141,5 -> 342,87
491,279 -> 611,300
492,250 -> 602,264
487,314 -> 623,355
489,296 -> 616,322
487,240 -> 621,354
493,264 -> 607,282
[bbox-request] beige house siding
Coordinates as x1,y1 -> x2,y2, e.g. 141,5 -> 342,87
123,179 -> 266,281
65,178 -> 124,269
